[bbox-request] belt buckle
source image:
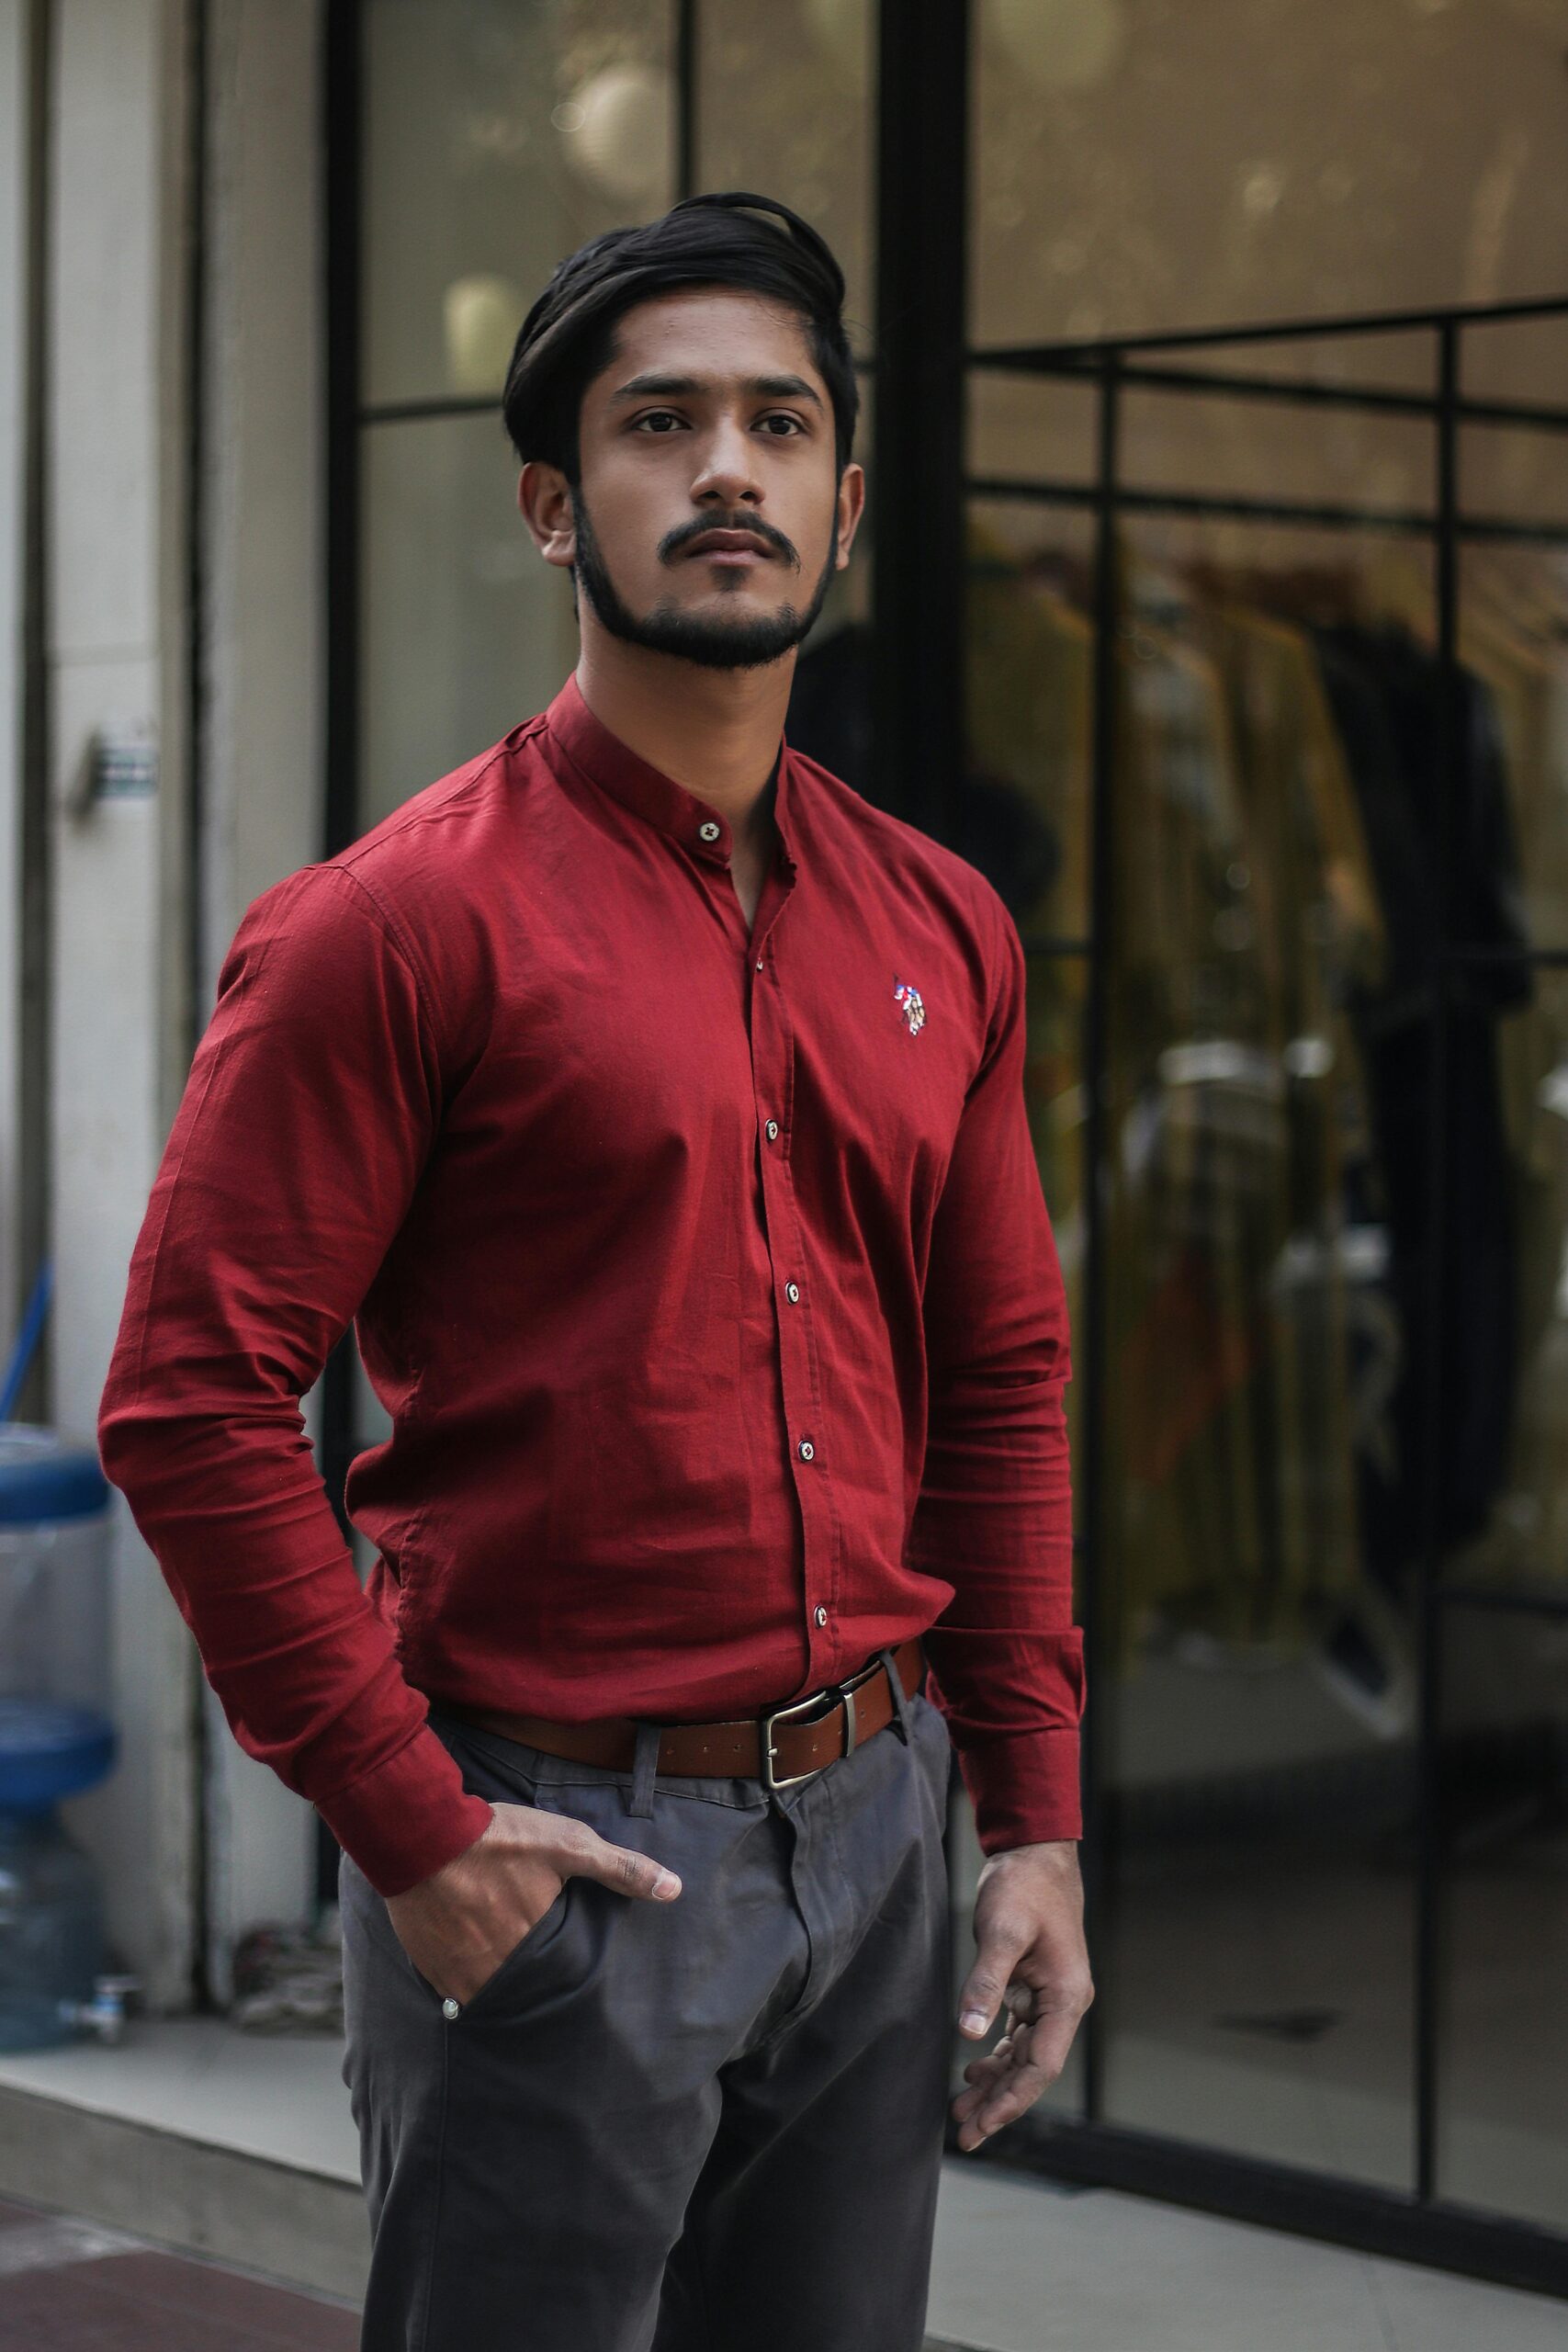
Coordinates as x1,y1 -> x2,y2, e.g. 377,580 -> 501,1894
760,1655 -> 880,1793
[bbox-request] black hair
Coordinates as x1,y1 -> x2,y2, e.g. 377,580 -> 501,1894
501,190 -> 859,484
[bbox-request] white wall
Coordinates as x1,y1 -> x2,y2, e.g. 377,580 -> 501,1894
47,0 -> 200,2014
39,0 -> 334,2008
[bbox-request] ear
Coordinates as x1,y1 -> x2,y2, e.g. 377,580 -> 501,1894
519,459 -> 578,571
833,460 -> 867,571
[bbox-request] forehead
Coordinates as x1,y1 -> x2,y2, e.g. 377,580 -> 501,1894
586,287 -> 823,399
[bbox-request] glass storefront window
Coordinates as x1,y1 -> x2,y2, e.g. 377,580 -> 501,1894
696,0 -> 875,358
358,0 -> 875,820
360,411 -> 575,824
364,0 -> 678,410
964,309 -> 1562,2196
1431,354 -> 1568,2228
967,0 -> 1568,2227
971,0 -> 1568,348
358,1 -> 679,814
1438,1591 -> 1568,2231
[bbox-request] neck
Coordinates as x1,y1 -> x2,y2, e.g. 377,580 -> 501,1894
574,631 -> 794,846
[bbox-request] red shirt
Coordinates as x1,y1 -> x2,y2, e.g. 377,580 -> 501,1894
97,673 -> 1082,1896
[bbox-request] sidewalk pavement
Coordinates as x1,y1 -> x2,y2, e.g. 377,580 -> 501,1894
4,2171 -> 1566,2351
0,2195 -> 355,2348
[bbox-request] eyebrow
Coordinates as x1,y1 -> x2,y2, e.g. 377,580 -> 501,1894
607,371 -> 824,412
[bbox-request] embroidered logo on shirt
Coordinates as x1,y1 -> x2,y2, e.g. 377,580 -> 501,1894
893,978 -> 926,1036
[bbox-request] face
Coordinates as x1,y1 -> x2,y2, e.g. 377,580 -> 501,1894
519,287 -> 865,672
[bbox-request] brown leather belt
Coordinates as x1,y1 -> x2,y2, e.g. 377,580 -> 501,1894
437,1635 -> 926,1793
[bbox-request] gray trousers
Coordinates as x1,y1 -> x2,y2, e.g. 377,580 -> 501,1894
338,1654 -> 956,2352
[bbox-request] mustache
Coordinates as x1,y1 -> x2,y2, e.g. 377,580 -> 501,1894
658,513 -> 801,571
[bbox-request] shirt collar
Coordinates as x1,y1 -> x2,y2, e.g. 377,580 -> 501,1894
543,669 -> 797,876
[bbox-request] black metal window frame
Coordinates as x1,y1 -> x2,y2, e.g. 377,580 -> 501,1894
321,0 -> 1568,2300
961,293 -> 1568,2306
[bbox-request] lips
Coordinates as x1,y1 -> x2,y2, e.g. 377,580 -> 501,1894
683,529 -> 773,560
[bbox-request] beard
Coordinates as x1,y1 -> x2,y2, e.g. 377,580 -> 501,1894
569,486 -> 837,672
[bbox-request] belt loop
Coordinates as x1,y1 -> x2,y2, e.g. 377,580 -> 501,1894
880,1646 -> 913,1747
626,1719 -> 661,1816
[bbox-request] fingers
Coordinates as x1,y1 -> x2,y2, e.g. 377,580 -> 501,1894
950,2003 -> 1078,2148
953,2045 -> 1044,2147
556,1819 -> 682,1903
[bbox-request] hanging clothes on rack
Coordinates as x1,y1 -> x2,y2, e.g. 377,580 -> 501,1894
967,521 -> 1372,1666
1104,558 -> 1280,1655
1176,586 -> 1385,1633
964,524 -> 1092,1282
1307,617 -> 1532,1574
1450,564 -> 1568,1586
964,524 -> 1094,1659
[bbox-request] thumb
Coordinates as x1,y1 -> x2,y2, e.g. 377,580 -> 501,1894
958,1939 -> 1021,2039
568,1826 -> 682,1904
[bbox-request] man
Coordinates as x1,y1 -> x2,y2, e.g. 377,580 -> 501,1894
97,190 -> 1090,2351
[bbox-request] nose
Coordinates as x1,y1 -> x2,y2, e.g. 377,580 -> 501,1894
688,413 -> 764,511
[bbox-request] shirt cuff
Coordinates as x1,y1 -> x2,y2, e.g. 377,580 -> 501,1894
948,1724 -> 1084,1851
314,1723 -> 496,1897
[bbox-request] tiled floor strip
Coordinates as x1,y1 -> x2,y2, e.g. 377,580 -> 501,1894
0,2196 -> 361,2349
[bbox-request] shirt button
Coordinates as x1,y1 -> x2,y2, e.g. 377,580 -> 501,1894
815,1605 -> 828,1628
756,957 -> 764,971
442,1997 -> 460,2019
785,1282 -> 800,1304
698,820 -> 721,842
765,1119 -> 779,1140
798,1439 -> 815,1461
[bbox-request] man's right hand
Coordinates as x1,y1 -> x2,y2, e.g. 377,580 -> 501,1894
385,1800 -> 682,2006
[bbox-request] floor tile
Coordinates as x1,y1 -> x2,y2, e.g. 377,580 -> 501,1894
927,2162 -> 1568,2352
0,2208 -> 358,2350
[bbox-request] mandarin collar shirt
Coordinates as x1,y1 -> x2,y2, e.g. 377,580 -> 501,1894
97,671 -> 1082,1896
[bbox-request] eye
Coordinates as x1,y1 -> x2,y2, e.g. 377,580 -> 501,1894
758,413 -> 806,435
631,410 -> 687,434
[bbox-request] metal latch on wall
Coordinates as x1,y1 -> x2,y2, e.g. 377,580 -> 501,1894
61,718 -> 158,819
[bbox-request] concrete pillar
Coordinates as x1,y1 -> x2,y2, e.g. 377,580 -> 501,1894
45,0 -> 200,2012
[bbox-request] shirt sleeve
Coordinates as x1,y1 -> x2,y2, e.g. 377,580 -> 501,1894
908,879 -> 1085,1851
96,862 -> 495,1897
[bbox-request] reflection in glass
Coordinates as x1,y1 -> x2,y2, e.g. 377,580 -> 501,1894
697,0 -> 875,356
1454,406 -> 1568,962
1116,381 -> 1436,523
967,368 -> 1099,492
963,426 -> 1506,2173
970,0 -> 1568,347
1105,519 -> 1421,2185
364,0 -> 676,409
1437,1605 -> 1568,2230
1456,978 -> 1568,1599
964,320 -> 1568,2196
964,506 -> 1094,1459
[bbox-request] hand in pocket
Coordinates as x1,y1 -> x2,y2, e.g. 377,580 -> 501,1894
385,1797 -> 683,2006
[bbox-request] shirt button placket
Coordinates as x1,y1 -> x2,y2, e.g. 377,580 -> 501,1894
750,909 -> 831,1678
